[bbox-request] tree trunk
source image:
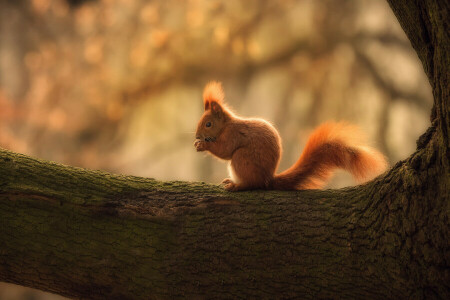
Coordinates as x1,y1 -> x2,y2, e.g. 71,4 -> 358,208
0,1 -> 448,299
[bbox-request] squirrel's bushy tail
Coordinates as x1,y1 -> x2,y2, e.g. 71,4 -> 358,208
272,122 -> 387,190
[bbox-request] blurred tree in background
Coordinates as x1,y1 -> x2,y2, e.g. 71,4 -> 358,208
0,0 -> 433,298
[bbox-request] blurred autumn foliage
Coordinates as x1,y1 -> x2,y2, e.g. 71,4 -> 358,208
0,0 -> 432,297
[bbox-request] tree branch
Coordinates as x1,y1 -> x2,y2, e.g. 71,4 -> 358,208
0,137 -> 448,299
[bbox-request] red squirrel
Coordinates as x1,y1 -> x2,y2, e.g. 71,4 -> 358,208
194,81 -> 387,191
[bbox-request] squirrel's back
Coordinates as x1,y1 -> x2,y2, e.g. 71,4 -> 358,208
227,117 -> 282,189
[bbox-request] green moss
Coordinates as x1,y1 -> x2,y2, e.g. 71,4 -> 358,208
0,192 -> 176,297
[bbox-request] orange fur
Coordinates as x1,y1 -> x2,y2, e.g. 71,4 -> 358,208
194,82 -> 388,191
273,122 -> 387,189
203,81 -> 225,110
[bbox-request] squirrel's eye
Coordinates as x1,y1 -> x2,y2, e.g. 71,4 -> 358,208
206,122 -> 212,127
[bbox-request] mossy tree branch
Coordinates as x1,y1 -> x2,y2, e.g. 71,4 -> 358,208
0,1 -> 449,299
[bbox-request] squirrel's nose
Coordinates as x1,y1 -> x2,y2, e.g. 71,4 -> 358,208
196,136 -> 201,140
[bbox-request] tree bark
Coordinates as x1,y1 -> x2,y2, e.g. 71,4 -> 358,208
0,1 -> 448,299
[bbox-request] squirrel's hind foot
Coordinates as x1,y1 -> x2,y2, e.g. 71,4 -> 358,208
221,178 -> 238,191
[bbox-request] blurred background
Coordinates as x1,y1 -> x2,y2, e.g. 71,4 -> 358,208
0,0 -> 432,298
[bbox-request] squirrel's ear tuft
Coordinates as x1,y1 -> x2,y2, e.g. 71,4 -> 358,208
203,81 -> 224,111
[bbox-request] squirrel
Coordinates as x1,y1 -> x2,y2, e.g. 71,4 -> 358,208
194,81 -> 387,191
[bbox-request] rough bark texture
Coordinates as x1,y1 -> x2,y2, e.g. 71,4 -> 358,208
0,1 -> 448,299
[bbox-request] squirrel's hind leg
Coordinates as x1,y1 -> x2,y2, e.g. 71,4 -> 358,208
221,149 -> 275,191
221,162 -> 244,191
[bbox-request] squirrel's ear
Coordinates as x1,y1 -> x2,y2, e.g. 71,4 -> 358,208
210,101 -> 223,118
204,100 -> 210,111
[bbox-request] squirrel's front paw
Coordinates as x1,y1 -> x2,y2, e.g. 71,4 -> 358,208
194,140 -> 207,152
221,178 -> 237,191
